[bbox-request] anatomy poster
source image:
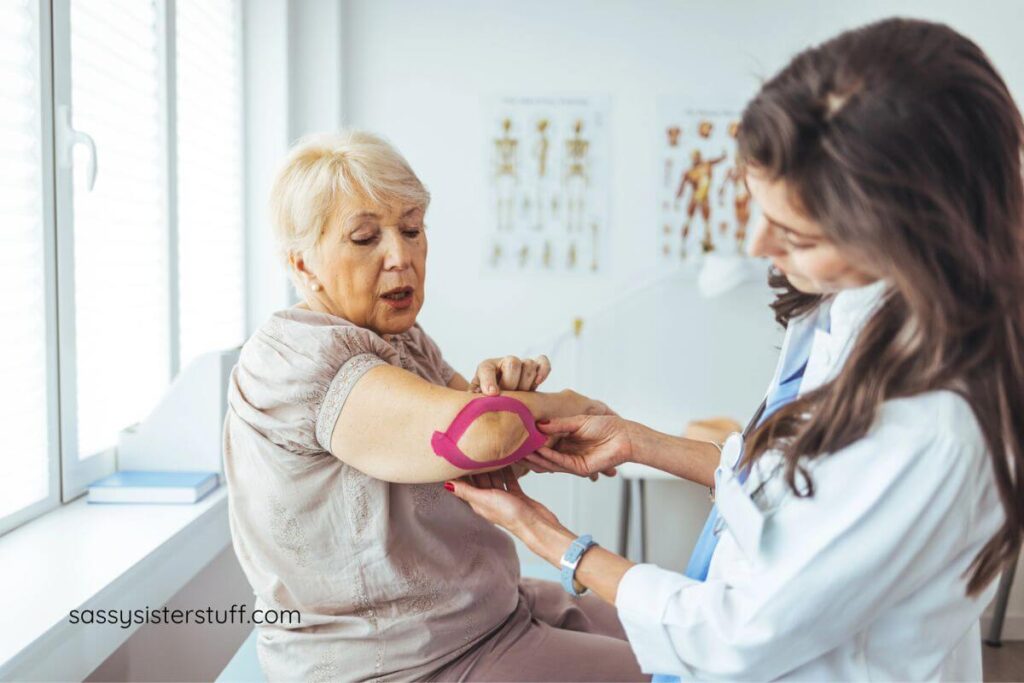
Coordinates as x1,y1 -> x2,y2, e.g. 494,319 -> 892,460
484,96 -> 609,274
657,100 -> 756,264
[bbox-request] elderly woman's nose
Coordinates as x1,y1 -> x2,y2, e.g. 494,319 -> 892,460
381,229 -> 413,270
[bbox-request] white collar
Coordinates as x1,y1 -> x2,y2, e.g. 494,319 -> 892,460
772,279 -> 889,395
825,279 -> 890,351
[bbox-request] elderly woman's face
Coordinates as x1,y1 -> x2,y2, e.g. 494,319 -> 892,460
307,198 -> 427,335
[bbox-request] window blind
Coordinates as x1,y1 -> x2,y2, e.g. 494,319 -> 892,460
69,0 -> 169,459
0,0 -> 50,518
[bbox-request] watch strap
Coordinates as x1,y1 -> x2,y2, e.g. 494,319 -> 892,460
560,534 -> 597,597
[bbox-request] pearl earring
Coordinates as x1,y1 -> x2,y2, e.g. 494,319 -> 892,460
310,282 -> 321,292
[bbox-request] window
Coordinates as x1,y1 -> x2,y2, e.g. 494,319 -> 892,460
61,0 -> 170,473
0,0 -> 245,533
0,0 -> 57,527
176,0 -> 245,369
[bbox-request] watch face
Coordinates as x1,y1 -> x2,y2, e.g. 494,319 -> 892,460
722,434 -> 744,469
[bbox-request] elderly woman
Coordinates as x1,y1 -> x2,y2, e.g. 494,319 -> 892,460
223,131 -> 647,682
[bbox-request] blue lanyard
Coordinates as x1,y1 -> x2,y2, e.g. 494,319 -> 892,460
655,313 -> 828,681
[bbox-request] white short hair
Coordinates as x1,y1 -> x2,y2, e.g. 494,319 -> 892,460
269,130 -> 431,288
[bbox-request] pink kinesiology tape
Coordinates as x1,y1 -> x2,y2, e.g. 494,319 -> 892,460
431,396 -> 547,470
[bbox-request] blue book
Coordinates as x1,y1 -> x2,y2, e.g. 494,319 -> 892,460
87,471 -> 219,504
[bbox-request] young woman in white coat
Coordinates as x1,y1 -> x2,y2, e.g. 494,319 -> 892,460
448,18 -> 1024,681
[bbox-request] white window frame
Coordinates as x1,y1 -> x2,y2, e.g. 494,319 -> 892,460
0,0 -> 246,512
0,0 -> 63,538
51,0 -> 134,499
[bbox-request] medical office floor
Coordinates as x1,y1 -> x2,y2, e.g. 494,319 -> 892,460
218,562 -> 1024,682
217,634 -> 1024,682
983,641 -> 1024,681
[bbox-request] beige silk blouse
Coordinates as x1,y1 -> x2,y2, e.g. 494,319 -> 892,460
223,307 -> 521,682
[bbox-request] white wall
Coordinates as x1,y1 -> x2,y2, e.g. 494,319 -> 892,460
339,0 -> 1023,374
243,0 -> 293,329
273,0 -> 1024,633
87,546 -> 255,682
243,0 -> 349,330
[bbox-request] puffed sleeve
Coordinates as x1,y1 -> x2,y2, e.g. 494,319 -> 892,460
229,311 -> 400,457
614,395 -> 1001,680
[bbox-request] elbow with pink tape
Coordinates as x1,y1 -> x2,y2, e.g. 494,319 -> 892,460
430,396 -> 547,470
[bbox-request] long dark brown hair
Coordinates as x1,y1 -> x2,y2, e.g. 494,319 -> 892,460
738,18 -> 1024,595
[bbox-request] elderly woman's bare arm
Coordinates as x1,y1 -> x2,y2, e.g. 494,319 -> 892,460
329,364 -> 607,483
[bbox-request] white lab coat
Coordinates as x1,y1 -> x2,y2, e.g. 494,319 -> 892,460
615,280 -> 1003,681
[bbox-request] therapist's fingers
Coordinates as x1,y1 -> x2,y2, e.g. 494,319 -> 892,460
529,459 -> 552,473
531,355 -> 552,390
509,462 -> 531,480
446,477 -> 536,531
533,446 -> 590,476
524,453 -> 560,474
537,415 -> 588,436
589,467 -> 618,480
538,435 -> 595,458
446,478 -> 489,509
522,456 -> 550,473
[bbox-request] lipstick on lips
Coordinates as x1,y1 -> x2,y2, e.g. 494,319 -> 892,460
381,286 -> 414,310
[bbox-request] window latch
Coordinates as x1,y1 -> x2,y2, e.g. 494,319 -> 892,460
56,104 -> 98,192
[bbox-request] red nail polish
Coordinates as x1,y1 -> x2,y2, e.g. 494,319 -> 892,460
443,482 -> 455,492
538,419 -> 550,425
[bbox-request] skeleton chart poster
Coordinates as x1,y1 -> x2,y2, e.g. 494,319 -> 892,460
483,96 -> 609,274
657,99 -> 757,264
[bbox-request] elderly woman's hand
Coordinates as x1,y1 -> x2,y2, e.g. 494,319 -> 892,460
469,355 -> 551,394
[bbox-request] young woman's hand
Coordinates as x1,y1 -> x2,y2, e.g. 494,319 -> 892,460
469,355 -> 551,394
527,415 -> 634,478
461,463 -> 530,489
446,468 -> 563,536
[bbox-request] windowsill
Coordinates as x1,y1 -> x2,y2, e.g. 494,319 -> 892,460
0,486 -> 230,681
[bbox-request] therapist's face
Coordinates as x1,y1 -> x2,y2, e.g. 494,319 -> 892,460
745,167 -> 876,294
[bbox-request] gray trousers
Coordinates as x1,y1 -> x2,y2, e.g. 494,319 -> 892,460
431,579 -> 650,682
